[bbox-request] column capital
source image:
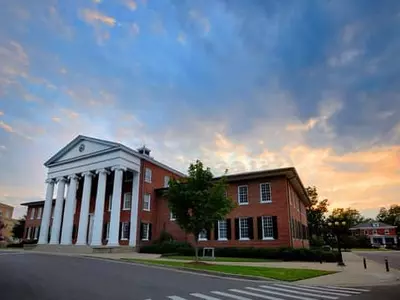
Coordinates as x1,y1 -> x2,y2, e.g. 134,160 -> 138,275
56,177 -> 67,183
82,171 -> 94,177
45,178 -> 55,184
111,165 -> 127,172
68,174 -> 80,181
96,168 -> 110,175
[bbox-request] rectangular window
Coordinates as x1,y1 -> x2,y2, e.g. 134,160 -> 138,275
373,230 -> 377,234
218,220 -> 228,240
384,229 -> 390,235
164,176 -> 170,187
198,229 -> 207,241
141,223 -> 150,241
262,216 -> 274,239
239,217 -> 249,240
238,185 -> 248,205
170,211 -> 176,221
106,222 -> 110,240
143,194 -> 151,211
123,192 -> 132,210
30,207 -> 35,220
26,227 -> 31,240
108,194 -> 113,211
34,227 -> 39,240
260,183 -> 272,203
121,222 -> 130,240
37,207 -> 43,219
145,168 -> 152,183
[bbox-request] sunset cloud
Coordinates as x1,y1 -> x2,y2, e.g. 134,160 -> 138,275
80,9 -> 116,27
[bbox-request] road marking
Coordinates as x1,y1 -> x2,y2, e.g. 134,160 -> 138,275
230,289 -> 283,300
246,287 -> 316,300
325,286 -> 370,292
211,291 -> 253,300
168,296 -> 187,300
273,284 -> 353,297
291,285 -> 361,295
190,293 -> 221,300
259,285 -> 338,299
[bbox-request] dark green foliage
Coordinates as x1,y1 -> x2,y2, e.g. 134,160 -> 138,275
139,241 -> 194,255
153,230 -> 174,244
12,216 -> 26,240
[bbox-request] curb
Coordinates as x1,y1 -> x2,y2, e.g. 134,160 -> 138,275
119,259 -> 277,282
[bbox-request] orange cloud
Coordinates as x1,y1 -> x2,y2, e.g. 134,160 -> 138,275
0,121 -> 14,133
51,117 -> 61,123
80,9 -> 116,27
0,111 -> 3,116
124,0 -> 137,11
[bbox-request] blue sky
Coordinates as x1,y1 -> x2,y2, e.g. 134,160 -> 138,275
0,0 -> 399,218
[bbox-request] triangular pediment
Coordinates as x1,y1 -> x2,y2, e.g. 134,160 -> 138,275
45,135 -> 120,166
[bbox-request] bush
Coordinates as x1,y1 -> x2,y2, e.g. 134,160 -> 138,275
139,241 -> 194,255
153,230 -> 174,244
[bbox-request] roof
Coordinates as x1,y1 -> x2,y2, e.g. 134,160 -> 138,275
156,167 -> 311,206
350,222 -> 396,229
20,200 -> 48,207
44,135 -> 187,177
0,202 -> 14,209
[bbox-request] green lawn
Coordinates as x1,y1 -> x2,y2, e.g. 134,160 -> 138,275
122,258 -> 336,281
163,256 -> 279,262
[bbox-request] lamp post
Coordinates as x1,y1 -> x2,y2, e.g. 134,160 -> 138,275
328,220 -> 347,266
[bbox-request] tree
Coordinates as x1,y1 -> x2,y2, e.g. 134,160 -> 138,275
377,205 -> 400,234
0,215 -> 4,241
328,208 -> 365,228
12,216 -> 26,240
165,160 -> 235,261
306,186 -> 329,238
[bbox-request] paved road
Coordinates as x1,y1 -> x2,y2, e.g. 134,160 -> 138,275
0,252 -> 397,300
354,251 -> 400,270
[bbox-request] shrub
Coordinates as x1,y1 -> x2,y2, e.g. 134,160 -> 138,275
153,230 -> 174,244
139,241 -> 194,255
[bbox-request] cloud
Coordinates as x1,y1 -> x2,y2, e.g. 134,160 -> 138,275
124,0 -> 137,11
0,145 -> 6,151
80,9 -> 116,27
51,117 -> 61,123
0,121 -> 15,133
286,118 -> 319,132
130,23 -> 140,36
189,9 -> 211,34
60,68 -> 67,74
60,108 -> 79,119
0,41 -> 29,87
177,32 -> 186,45
328,49 -> 362,67
0,111 -> 3,116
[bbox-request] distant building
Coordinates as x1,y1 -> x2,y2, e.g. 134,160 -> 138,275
21,135 -> 310,251
0,203 -> 17,242
350,221 -> 398,246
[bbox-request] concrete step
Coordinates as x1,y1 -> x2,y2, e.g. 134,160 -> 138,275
32,244 -> 136,254
92,246 -> 136,254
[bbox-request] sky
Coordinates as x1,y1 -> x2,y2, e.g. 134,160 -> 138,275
0,0 -> 399,219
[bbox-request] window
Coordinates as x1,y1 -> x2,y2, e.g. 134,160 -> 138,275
260,183 -> 272,203
164,176 -> 170,187
108,194 -> 113,211
145,168 -> 152,183
143,194 -> 151,211
141,223 -> 150,241
26,227 -> 31,240
34,227 -> 39,240
372,223 -> 380,228
238,185 -> 248,205
373,230 -> 377,235
121,222 -> 130,240
262,216 -> 274,240
384,229 -> 390,235
364,230 -> 368,235
37,207 -> 43,219
123,192 -> 132,210
106,222 -> 110,240
239,217 -> 249,240
170,211 -> 176,221
198,229 -> 207,241
30,208 -> 35,220
218,220 -> 228,240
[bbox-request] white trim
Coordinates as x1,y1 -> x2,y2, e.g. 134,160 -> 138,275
261,216 -> 275,240
217,220 -> 228,241
145,168 -> 152,183
198,229 -> 208,241
237,185 -> 248,205
141,223 -> 150,241
143,193 -> 151,211
170,211 -> 176,221
238,217 -> 249,240
122,192 -> 132,210
30,207 -> 35,220
260,182 -> 272,203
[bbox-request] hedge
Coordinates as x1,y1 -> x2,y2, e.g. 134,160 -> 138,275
139,241 -> 339,262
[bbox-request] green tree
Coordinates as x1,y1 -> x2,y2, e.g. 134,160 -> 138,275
12,216 -> 26,240
328,207 -> 365,228
165,160 -> 235,261
377,205 -> 400,234
306,186 -> 329,238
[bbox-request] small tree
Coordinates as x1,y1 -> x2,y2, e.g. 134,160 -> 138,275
165,160 -> 235,261
12,216 -> 26,241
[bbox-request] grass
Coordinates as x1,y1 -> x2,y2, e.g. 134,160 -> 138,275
122,258 -> 336,281
352,248 -> 390,251
163,256 -> 279,262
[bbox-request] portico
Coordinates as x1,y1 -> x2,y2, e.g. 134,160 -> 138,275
37,136 -> 141,248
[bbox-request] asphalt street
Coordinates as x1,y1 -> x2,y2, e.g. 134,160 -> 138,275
354,251 -> 400,270
0,252 -> 399,300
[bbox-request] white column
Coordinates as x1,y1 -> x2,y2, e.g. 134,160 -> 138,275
38,178 -> 55,244
76,171 -> 94,245
108,166 -> 126,246
129,171 -> 140,247
90,168 -> 109,246
49,177 -> 67,244
60,175 -> 79,245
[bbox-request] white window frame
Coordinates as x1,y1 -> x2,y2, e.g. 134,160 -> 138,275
145,168 -> 152,183
164,175 -> 170,188
170,211 -> 176,221
141,223 -> 150,241
262,216 -> 274,240
260,183 -> 272,203
108,194 -> 113,211
122,192 -> 132,210
143,194 -> 151,211
218,220 -> 228,241
34,227 -> 39,240
237,185 -> 248,205
121,222 -> 130,240
37,207 -> 43,219
26,227 -> 32,240
30,207 -> 35,220
198,229 -> 208,241
239,217 -> 249,240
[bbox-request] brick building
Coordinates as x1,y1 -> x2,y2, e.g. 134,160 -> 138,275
350,222 -> 398,247
21,135 -> 310,251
